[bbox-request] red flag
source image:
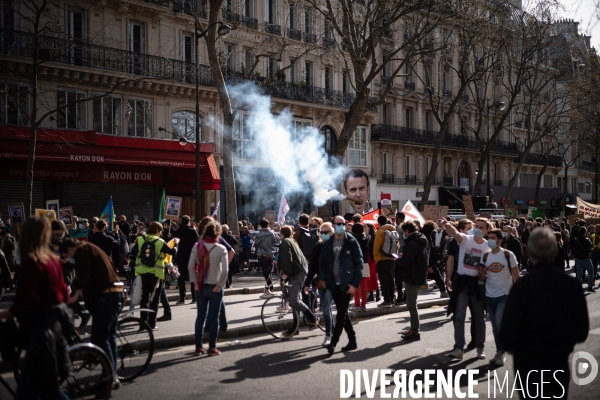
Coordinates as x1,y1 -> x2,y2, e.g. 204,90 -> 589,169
361,209 -> 380,229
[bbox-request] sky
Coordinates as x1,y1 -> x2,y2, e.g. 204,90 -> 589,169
557,0 -> 600,49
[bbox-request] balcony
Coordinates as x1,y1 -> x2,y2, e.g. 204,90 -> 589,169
241,15 -> 258,30
582,160 -> 597,172
287,28 -> 302,41
405,81 -> 415,91
174,0 -> 207,18
443,89 -> 452,98
2,28 -> 371,111
405,175 -> 417,185
371,124 -> 520,155
303,32 -> 317,44
381,174 -> 395,184
143,0 -> 170,6
443,177 -> 453,186
323,36 -> 336,48
515,152 -> 562,167
460,94 -> 469,102
222,10 -> 241,24
265,22 -> 281,36
381,75 -> 390,85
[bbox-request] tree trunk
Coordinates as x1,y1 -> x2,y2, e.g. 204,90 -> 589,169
505,143 -> 535,204
25,14 -> 41,217
534,157 -> 549,204
332,87 -> 369,157
420,121 -> 451,211
206,0 -> 239,235
472,155 -> 486,197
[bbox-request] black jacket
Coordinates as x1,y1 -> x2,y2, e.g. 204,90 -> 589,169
395,232 -> 429,286
304,241 -> 324,287
351,232 -> 369,265
499,261 -> 588,360
502,235 -> 523,265
572,236 -> 592,260
319,233 -> 363,290
88,231 -> 120,268
172,225 -> 199,267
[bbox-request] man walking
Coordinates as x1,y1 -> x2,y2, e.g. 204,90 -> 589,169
172,215 -> 199,304
500,228 -> 589,399
319,215 -> 363,355
254,218 -> 281,298
374,215 -> 399,308
502,225 -> 523,268
441,217 -> 490,360
89,220 -> 121,270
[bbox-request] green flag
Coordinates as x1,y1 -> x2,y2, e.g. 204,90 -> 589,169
158,188 -> 166,221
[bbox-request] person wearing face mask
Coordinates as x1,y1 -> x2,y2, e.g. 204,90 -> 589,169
572,226 -> 596,292
441,217 -> 490,361
478,229 -> 520,366
501,225 -> 523,268
373,215 -> 400,308
319,215 -> 363,355
50,220 -> 67,256
520,222 -> 534,270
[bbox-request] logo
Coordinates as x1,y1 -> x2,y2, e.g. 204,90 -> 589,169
572,351 -> 598,385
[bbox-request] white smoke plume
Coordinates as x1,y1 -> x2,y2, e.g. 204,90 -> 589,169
226,82 -> 346,206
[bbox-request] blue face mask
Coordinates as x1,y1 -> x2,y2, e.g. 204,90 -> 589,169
467,229 -> 474,236
473,228 -> 484,238
321,233 -> 331,241
502,232 -> 509,239
488,239 -> 497,249
68,257 -> 76,264
335,225 -> 345,235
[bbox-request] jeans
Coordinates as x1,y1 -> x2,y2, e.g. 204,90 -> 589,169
453,283 -> 486,350
139,273 -> 163,328
486,295 -> 508,353
288,273 -> 315,322
90,291 -> 124,371
405,283 -> 421,333
575,258 -> 594,288
331,285 -> 355,346
377,260 -> 395,303
259,257 -> 274,291
159,280 -> 172,317
318,288 -> 333,337
195,284 -> 224,349
591,252 -> 600,279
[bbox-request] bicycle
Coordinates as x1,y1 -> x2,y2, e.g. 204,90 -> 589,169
303,285 -> 325,333
261,279 -> 299,340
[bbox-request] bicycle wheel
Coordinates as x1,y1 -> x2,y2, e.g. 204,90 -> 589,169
116,317 -> 154,382
261,296 -> 299,340
303,295 -> 326,333
63,343 -> 113,400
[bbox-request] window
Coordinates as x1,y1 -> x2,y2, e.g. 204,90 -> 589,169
406,155 -> 414,175
557,177 -> 562,189
223,43 -> 235,71
382,104 -> 390,124
405,108 -> 412,128
181,33 -> 194,64
424,64 -> 432,88
425,111 -> 432,131
348,127 -> 367,166
342,71 -> 349,93
126,98 -> 152,137
233,113 -> 254,158
304,8 -> 312,33
579,183 -> 585,194
443,71 -> 451,91
324,20 -> 332,38
267,56 -> 278,79
66,8 -> 85,66
0,83 -> 29,126
304,61 -> 313,85
320,126 -> 337,153
324,67 -> 333,90
291,119 -> 311,141
572,178 -> 577,194
245,0 -> 254,17
289,59 -> 297,83
93,95 -> 121,135
518,173 -> 537,187
543,174 -> 553,188
127,21 -> 145,74
587,183 -> 592,194
244,49 -> 254,72
383,153 -> 392,174
405,63 -> 414,83
288,5 -> 296,29
266,0 -> 276,24
57,90 -> 86,129
172,111 -> 199,140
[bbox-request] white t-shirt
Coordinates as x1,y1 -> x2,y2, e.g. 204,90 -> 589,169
483,249 -> 518,298
457,234 -> 490,277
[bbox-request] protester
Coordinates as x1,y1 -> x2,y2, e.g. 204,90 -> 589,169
442,217 -> 490,360
319,215 -> 363,355
500,228 -> 589,399
65,238 -> 124,388
572,226 -> 596,292
349,222 -> 370,312
187,221 -> 228,356
278,225 -> 318,336
373,215 -> 399,308
501,225 -> 523,268
590,224 -> 600,280
479,229 -> 520,366
293,214 -> 319,263
554,232 -> 568,270
172,215 -> 200,304
117,215 -> 130,239
396,221 -> 429,341
364,223 -> 380,302
221,224 -> 239,288
254,218 -> 281,298
130,221 -> 179,330
420,220 -> 448,298
89,220 -> 121,269
0,216 -> 72,399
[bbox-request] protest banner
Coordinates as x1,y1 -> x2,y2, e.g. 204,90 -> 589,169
422,205 -> 448,221
576,196 -> 600,218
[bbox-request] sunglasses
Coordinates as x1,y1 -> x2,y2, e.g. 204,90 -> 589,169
320,231 -> 332,235
333,222 -> 345,226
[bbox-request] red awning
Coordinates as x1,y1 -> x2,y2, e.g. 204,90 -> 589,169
0,127 -> 220,190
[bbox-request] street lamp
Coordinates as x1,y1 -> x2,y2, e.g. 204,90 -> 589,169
192,20 -> 231,222
487,100 -> 506,208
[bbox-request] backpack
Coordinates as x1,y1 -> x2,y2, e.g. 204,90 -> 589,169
380,229 -> 400,259
300,227 -> 319,258
139,237 -> 159,267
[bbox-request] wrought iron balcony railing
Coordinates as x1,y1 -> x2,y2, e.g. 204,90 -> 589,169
381,75 -> 390,85
405,175 -> 417,184
222,10 -> 241,24
173,0 -> 207,18
460,93 -> 469,102
143,0 -> 170,7
381,174 -> 395,183
303,32 -> 317,44
241,16 -> 258,30
405,81 -> 415,91
287,28 -> 302,41
265,22 -> 281,36
1,28 -> 371,111
323,36 -> 336,48
582,160 -> 597,172
515,152 -> 562,167
371,124 -> 520,155
443,89 -> 452,98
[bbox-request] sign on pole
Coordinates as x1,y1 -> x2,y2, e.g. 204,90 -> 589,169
504,205 -> 517,219
462,195 -> 476,221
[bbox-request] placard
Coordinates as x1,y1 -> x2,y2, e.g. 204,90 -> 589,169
576,196 -> 600,218
265,210 -> 276,226
69,227 -> 89,241
58,206 -> 74,229
163,195 -> 183,221
422,205 -> 448,221
462,195 -> 476,221
35,209 -> 57,221
504,205 -> 517,219
46,199 -> 59,214
7,203 -> 25,224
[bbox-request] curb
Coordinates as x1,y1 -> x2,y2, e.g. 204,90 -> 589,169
153,297 -> 450,351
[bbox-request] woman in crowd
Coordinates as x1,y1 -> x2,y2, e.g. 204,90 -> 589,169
364,223 -> 380,302
221,224 -> 239,288
188,221 -> 229,355
350,223 -> 370,312
304,222 -> 334,346
554,231 -> 568,270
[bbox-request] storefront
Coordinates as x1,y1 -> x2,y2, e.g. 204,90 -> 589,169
0,127 -> 219,221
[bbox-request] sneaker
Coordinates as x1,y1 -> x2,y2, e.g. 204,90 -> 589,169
448,348 -> 464,360
366,293 -> 375,302
348,306 -> 361,312
152,327 -> 159,332
156,314 -> 172,322
490,351 -> 506,366
476,349 -> 486,359
194,347 -> 206,356
402,331 -> 421,341
112,377 -> 121,391
359,306 -> 367,312
260,293 -> 274,299
377,301 -> 392,308
176,300 -> 185,305
322,336 -> 332,347
440,291 -> 449,298
207,348 -> 221,356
